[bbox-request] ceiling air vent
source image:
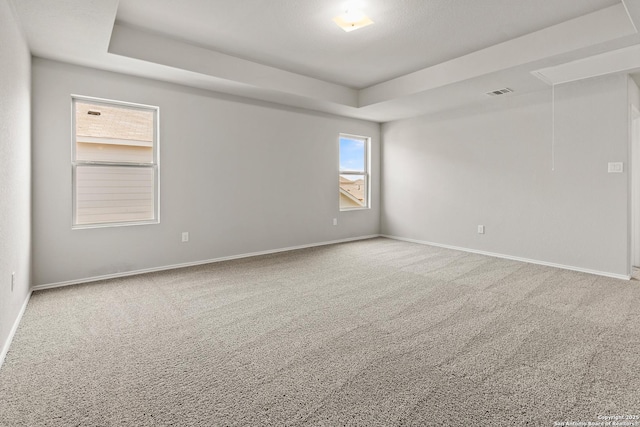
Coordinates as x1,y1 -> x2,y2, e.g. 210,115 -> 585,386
486,88 -> 514,97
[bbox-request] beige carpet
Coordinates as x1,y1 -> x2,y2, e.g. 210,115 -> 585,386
1,237 -> 639,426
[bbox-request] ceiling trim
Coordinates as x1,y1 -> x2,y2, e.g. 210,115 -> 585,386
109,24 -> 358,107
359,3 -> 636,107
622,0 -> 640,31
532,43 -> 640,85
109,4 -> 636,113
11,0 -> 640,122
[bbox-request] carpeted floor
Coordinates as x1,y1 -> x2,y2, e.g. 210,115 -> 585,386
1,237 -> 639,426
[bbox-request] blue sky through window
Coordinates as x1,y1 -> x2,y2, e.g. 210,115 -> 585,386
339,136 -> 365,173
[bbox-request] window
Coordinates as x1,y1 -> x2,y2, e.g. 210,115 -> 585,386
72,96 -> 159,227
339,134 -> 369,210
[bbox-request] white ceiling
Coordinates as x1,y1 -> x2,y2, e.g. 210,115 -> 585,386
9,0 -> 640,122
115,0 -> 619,89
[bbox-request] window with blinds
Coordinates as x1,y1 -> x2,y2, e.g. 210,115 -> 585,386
72,97 -> 159,227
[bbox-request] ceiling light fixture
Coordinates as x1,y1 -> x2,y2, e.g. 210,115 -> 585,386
333,1 -> 374,32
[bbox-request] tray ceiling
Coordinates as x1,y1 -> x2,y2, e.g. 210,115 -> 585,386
10,0 -> 640,122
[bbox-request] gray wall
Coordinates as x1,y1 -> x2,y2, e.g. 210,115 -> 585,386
629,76 -> 640,268
0,0 -> 31,358
381,74 -> 630,277
32,59 -> 380,286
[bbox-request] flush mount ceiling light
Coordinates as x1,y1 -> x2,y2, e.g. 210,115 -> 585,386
333,1 -> 374,32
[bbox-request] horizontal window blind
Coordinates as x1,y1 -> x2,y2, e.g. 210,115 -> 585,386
75,166 -> 154,225
72,96 -> 159,227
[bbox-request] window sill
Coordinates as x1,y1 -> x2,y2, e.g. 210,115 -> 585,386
339,207 -> 370,212
72,219 -> 159,230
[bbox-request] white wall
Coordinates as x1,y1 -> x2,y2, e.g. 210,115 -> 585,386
628,76 -> 640,268
32,59 -> 380,286
382,74 -> 630,277
0,0 -> 31,361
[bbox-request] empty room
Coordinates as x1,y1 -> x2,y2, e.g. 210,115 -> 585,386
2,0 -> 640,425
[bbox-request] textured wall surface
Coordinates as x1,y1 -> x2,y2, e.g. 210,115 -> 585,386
382,74 -> 630,277
0,0 -> 32,360
31,58 -> 380,286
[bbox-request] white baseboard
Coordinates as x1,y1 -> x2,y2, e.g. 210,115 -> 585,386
0,291 -> 32,370
33,235 -> 382,291
381,234 -> 631,281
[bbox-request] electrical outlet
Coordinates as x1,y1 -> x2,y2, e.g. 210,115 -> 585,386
11,272 -> 15,292
333,218 -> 338,226
478,225 -> 485,234
608,162 -> 623,173
181,232 -> 189,242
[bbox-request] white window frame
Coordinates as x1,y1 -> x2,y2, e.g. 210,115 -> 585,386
339,133 -> 370,211
71,95 -> 160,229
